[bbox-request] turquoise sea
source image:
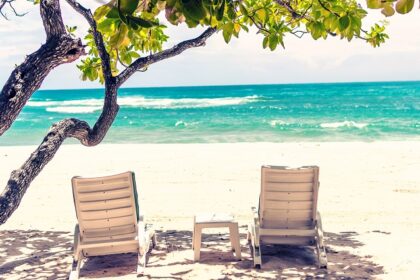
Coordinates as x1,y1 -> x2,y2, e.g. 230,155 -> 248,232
1,81 -> 419,145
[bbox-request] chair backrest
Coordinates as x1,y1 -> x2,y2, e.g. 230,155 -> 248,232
259,166 -> 319,229
72,171 -> 139,242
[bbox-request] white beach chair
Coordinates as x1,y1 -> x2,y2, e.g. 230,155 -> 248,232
247,165 -> 327,268
69,171 -> 156,279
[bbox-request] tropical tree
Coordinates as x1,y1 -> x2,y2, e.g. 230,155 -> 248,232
0,0 -> 413,224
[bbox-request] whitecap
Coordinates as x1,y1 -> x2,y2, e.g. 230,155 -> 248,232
320,121 -> 368,129
28,95 -> 260,110
175,120 -> 187,127
175,120 -> 198,127
268,119 -> 288,127
46,106 -> 102,113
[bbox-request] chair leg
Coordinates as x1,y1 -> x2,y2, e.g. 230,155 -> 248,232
137,222 -> 156,276
316,211 -> 328,269
69,253 -> 82,280
248,223 -> 262,268
137,249 -> 146,277
192,219 -> 195,250
69,224 -> 82,280
229,223 -> 242,260
152,232 -> 158,249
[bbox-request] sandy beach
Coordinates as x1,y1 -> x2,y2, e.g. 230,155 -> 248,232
0,141 -> 419,279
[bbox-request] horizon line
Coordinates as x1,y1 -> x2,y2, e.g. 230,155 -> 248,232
38,79 -> 420,92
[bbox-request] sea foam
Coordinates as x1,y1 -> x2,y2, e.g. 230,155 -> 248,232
320,121 -> 368,129
28,95 -> 260,112
46,106 -> 102,113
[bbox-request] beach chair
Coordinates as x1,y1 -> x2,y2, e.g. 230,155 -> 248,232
247,165 -> 327,268
69,171 -> 156,279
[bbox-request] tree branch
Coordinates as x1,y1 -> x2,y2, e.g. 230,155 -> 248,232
64,0 -> 114,83
116,27 -> 217,86
0,0 -> 25,19
0,0 -> 120,224
0,0 -> 85,137
0,88 -> 119,224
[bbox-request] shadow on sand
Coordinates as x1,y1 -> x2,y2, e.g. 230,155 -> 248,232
0,227 -> 383,279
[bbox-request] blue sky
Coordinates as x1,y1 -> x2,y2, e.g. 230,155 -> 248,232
1,1 -> 420,89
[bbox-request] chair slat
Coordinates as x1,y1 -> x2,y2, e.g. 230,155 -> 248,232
264,200 -> 312,210
78,189 -> 132,202
263,209 -> 313,220
264,191 -> 313,201
80,207 -> 134,220
265,173 -> 314,183
264,182 -> 313,192
78,197 -> 132,211
77,182 -> 131,193
82,215 -> 134,230
83,224 -> 136,238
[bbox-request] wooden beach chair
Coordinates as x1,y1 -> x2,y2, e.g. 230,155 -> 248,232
247,165 -> 327,268
69,171 -> 156,279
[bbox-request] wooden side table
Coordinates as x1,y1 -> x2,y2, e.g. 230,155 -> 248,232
193,213 -> 242,261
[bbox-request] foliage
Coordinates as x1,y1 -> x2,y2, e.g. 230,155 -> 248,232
77,0 -> 395,83
367,0 -> 415,16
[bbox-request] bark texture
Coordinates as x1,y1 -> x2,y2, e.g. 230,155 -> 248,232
0,0 -> 85,136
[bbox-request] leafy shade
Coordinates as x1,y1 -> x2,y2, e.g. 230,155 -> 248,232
79,0 -> 391,83
367,0 -> 415,16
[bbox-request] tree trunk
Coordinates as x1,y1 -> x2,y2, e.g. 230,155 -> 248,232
0,85 -> 119,224
0,0 -> 85,136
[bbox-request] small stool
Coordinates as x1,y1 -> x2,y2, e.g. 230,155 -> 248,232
193,213 -> 242,261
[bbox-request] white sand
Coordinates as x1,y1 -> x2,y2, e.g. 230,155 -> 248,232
0,142 -> 419,279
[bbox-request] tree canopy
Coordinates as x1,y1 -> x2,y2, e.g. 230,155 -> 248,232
78,0 -> 398,83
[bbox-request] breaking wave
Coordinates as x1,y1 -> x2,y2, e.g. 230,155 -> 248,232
28,95 -> 260,113
320,121 -> 368,129
46,106 -> 102,113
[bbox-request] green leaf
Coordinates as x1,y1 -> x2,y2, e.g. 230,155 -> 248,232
309,22 -> 324,40
106,7 -> 120,19
127,15 -> 159,28
262,36 -> 268,49
110,24 -> 128,48
119,0 -> 140,15
256,9 -> 266,23
94,5 -> 111,21
395,0 -> 414,14
216,0 -> 225,21
182,0 -> 207,21
97,18 -> 117,33
338,15 -> 350,31
366,0 -> 383,9
239,2 -> 248,16
381,4 -> 395,16
268,35 -> 278,51
222,22 -> 234,43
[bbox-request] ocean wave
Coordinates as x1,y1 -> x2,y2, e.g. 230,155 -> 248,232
28,95 -> 260,111
320,121 -> 368,129
46,106 -> 102,113
175,120 -> 199,127
268,119 -> 288,127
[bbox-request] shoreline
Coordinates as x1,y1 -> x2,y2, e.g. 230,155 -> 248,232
1,141 -> 419,279
1,138 -> 420,148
